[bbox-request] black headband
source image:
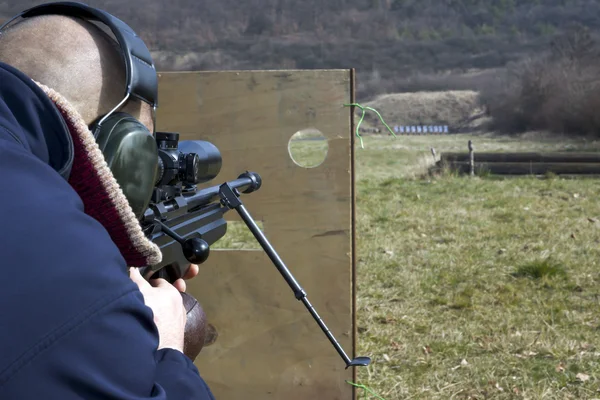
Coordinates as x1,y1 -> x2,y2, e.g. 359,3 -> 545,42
0,1 -> 158,109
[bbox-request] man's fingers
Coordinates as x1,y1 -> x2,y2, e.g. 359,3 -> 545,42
149,277 -> 187,295
149,278 -> 171,288
172,278 -> 187,293
182,264 -> 199,280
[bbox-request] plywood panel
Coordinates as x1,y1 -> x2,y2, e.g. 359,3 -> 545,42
156,70 -> 355,400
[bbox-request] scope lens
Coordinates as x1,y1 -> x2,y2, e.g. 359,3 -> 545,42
178,140 -> 222,184
178,153 -> 203,184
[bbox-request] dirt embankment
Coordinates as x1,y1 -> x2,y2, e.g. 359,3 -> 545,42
358,90 -> 488,133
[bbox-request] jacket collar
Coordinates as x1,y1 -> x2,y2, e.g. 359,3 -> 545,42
0,62 -> 73,180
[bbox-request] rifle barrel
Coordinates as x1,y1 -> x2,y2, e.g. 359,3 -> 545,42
185,172 -> 261,210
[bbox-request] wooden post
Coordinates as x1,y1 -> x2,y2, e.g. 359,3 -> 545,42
430,147 -> 437,163
468,140 -> 474,176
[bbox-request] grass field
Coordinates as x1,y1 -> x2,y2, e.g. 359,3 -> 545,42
354,133 -> 600,399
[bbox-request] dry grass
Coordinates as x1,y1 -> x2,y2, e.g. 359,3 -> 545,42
355,133 -> 600,182
354,133 -> 600,399
288,129 -> 329,168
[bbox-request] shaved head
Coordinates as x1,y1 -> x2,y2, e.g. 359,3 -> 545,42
0,15 -> 153,131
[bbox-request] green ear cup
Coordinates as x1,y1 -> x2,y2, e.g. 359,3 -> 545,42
94,112 -> 158,219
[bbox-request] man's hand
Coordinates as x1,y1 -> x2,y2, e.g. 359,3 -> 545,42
129,267 -> 187,353
173,263 -> 199,292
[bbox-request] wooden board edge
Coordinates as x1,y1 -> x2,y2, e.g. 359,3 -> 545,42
158,68 -> 353,74
350,67 -> 358,400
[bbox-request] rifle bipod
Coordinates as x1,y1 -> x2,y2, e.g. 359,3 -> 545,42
218,179 -> 371,369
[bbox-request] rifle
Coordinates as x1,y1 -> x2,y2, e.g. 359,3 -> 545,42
138,131 -> 370,369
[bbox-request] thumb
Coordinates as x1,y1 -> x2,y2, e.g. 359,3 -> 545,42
129,267 -> 151,289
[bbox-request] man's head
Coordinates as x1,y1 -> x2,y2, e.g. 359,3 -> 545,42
0,14 -> 154,132
0,9 -> 165,268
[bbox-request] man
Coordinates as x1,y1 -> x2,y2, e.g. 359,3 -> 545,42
0,8 -> 215,400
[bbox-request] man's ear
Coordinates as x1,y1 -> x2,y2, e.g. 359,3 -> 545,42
120,99 -> 155,134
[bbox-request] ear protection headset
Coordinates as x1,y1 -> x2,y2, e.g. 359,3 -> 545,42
0,1 -> 160,219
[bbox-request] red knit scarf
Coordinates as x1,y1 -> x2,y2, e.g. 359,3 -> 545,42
35,81 -> 162,267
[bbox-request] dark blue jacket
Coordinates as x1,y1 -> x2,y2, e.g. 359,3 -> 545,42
0,62 -> 215,399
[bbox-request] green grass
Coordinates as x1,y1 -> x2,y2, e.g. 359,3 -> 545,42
512,259 -> 567,280
354,134 -> 600,399
211,221 -> 263,250
288,135 -> 329,168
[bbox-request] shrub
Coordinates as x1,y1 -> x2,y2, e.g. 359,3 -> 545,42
479,26 -> 600,136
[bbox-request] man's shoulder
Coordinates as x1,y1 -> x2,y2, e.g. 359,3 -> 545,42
0,91 -> 137,388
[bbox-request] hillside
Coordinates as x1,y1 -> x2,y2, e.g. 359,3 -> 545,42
2,0 -> 600,98
364,90 -> 483,129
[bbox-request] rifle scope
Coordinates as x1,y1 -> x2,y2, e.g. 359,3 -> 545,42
152,132 -> 223,203
155,132 -> 222,186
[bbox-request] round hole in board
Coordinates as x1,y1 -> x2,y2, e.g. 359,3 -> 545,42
288,128 -> 328,168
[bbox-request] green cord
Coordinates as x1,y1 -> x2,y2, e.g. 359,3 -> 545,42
346,381 -> 387,400
344,103 -> 397,148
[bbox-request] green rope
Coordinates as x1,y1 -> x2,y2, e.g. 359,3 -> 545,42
344,103 -> 397,148
346,381 -> 387,400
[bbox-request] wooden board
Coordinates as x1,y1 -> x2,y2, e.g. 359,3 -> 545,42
441,152 -> 600,163
156,70 -> 357,400
444,161 -> 600,175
